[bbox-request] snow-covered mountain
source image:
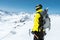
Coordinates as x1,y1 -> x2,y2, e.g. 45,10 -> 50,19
0,10 -> 60,40
0,10 -> 33,40
0,10 -> 11,16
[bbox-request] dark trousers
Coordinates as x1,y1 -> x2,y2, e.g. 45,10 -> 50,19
34,36 -> 44,40
33,31 -> 45,40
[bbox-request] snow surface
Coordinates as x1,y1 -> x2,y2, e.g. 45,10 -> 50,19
0,11 -> 60,40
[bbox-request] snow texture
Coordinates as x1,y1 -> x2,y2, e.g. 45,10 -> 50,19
0,10 -> 60,40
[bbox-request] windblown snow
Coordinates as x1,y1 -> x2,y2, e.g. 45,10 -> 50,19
0,10 -> 60,40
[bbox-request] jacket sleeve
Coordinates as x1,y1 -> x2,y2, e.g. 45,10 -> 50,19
32,13 -> 41,34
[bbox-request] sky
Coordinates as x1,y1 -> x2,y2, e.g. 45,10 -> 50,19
0,0 -> 60,14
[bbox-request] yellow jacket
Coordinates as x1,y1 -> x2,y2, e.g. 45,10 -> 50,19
32,9 -> 43,32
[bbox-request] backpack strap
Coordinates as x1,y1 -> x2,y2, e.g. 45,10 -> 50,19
37,12 -> 44,32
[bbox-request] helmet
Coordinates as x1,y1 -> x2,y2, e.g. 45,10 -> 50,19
36,4 -> 43,10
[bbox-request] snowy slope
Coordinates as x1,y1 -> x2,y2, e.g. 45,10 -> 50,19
0,11 -> 60,40
45,15 -> 60,40
0,11 -> 33,40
